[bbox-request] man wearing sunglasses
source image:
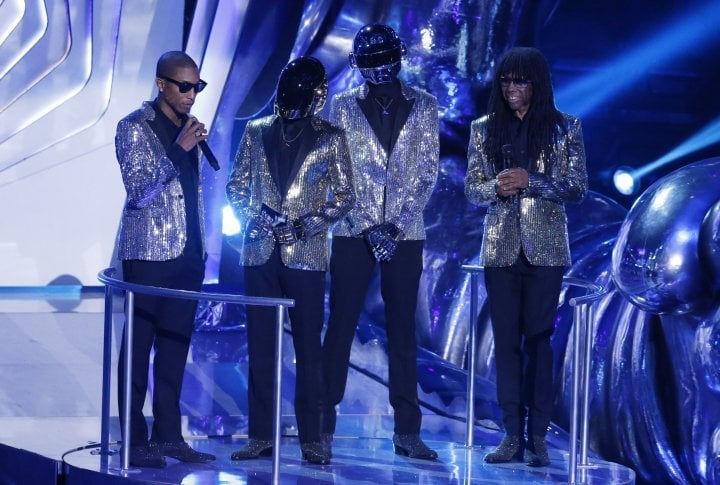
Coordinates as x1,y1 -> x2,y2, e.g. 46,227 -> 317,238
114,50 -> 215,468
465,46 -> 588,467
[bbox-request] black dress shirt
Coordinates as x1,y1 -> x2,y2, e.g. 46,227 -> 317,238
367,80 -> 405,154
147,102 -> 202,257
274,117 -> 311,195
508,115 -> 530,170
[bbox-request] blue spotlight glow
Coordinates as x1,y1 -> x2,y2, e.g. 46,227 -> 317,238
635,115 -> 720,178
613,168 -> 638,196
555,1 -> 720,117
222,205 -> 241,236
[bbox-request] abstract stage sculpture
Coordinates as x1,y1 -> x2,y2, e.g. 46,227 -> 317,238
187,1 -> 720,483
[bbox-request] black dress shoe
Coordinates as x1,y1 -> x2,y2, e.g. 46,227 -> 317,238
301,442 -> 330,465
123,444 -> 166,468
392,434 -> 438,460
525,435 -> 550,467
231,439 -> 273,460
321,433 -> 333,458
153,441 -> 216,463
484,434 -> 524,463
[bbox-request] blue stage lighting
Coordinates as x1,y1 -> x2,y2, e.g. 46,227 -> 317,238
555,1 -> 720,117
613,167 -> 637,196
221,205 -> 241,236
635,115 -> 720,178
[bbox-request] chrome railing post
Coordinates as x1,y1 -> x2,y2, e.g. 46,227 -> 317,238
272,304 -> 285,484
100,285 -> 113,455
569,302 -> 582,484
121,290 -> 134,471
580,303 -> 595,480
565,279 -> 606,484
465,272 -> 478,447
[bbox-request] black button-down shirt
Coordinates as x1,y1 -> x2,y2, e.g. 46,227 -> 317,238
508,115 -> 530,170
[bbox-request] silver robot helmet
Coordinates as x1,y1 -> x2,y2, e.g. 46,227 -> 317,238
349,24 -> 407,85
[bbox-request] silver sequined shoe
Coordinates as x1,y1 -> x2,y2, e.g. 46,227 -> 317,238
525,435 -> 550,467
392,434 -> 438,460
484,434 -> 525,463
321,433 -> 333,458
301,441 -> 331,465
231,439 -> 273,460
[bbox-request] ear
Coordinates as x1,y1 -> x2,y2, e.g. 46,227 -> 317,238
348,53 -> 357,70
155,77 -> 164,92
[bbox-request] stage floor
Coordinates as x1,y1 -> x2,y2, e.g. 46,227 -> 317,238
0,306 -> 636,483
1,416 -> 635,484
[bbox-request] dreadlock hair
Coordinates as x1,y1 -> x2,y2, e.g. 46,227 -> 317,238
156,51 -> 198,78
485,46 -> 566,172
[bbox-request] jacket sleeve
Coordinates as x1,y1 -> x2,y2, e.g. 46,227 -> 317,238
390,95 -> 439,235
226,125 -> 262,222
115,118 -> 177,208
525,116 -> 588,203
299,130 -> 356,237
465,118 -> 500,206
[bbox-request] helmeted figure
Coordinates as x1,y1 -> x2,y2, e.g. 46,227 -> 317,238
275,56 -> 328,120
349,23 -> 407,85
226,56 -> 355,465
322,24 -> 440,460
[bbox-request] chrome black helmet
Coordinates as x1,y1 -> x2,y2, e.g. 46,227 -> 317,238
274,57 -> 328,120
349,24 -> 406,84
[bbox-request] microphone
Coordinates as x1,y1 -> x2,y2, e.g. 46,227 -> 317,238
501,144 -> 514,171
181,115 -> 220,171
199,140 -> 220,171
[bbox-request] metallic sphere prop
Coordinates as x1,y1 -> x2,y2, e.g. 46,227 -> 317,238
612,157 -> 720,314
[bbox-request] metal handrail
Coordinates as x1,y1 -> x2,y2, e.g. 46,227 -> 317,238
97,268 -> 294,483
461,265 -> 607,484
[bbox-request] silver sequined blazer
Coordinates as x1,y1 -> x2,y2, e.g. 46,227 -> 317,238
329,82 -> 439,240
226,115 -> 355,271
115,102 -> 205,261
465,113 -> 588,267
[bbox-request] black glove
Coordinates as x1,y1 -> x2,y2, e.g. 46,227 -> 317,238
364,222 -> 403,261
273,219 -> 306,245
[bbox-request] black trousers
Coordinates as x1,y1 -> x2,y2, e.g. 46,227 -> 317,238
322,236 -> 424,435
244,247 -> 326,444
119,253 -> 204,447
484,252 -> 564,437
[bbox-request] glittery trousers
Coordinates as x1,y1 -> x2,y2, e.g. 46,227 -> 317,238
322,236 -> 424,435
243,246 -> 326,444
484,251 -> 564,437
119,253 -> 204,447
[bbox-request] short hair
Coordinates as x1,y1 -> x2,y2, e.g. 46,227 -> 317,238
156,51 -> 198,78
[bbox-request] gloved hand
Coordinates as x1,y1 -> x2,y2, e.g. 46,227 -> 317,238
364,222 -> 403,261
273,219 -> 306,245
245,204 -> 287,242
245,216 -> 273,241
259,203 -> 287,227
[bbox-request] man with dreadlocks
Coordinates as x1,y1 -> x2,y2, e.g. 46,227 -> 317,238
465,46 -> 588,467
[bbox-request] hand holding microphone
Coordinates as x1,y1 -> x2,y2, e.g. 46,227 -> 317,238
496,144 -> 527,197
177,116 -> 220,171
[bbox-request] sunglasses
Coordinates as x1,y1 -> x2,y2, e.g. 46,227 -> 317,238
161,76 -> 208,93
500,77 -> 531,88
